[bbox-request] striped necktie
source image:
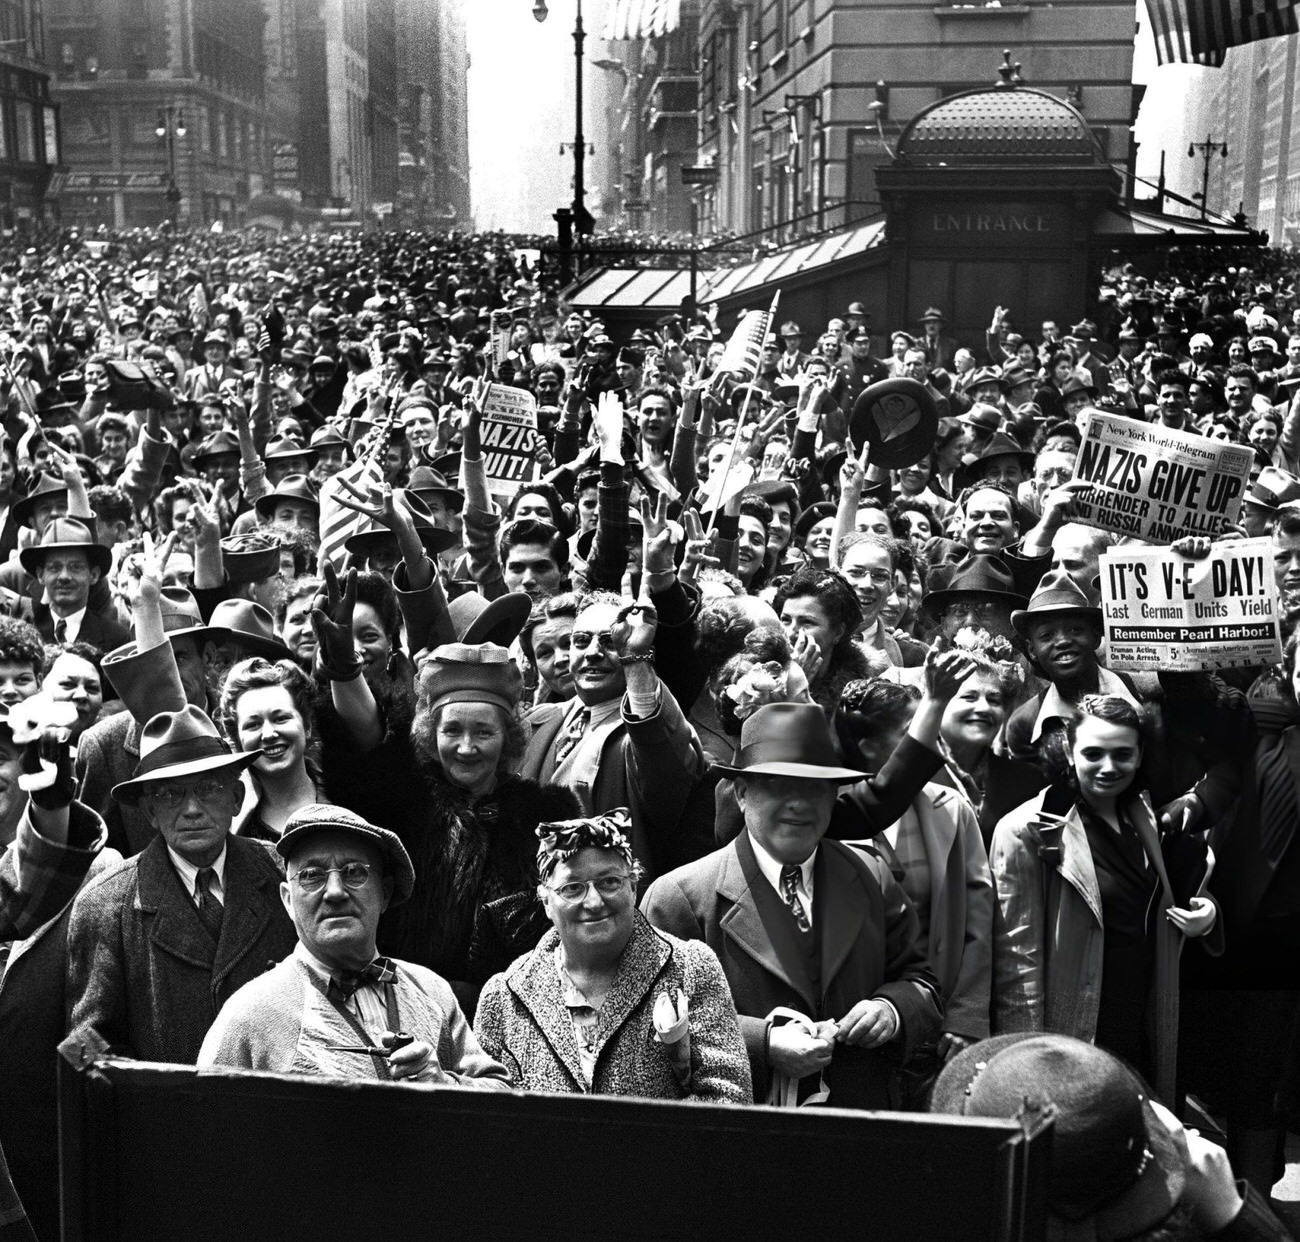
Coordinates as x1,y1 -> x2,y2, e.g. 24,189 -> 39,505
780,865 -> 810,933
195,867 -> 223,941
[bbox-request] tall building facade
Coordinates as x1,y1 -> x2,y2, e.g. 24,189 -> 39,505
0,0 -> 60,230
1165,39 -> 1300,245
395,0 -> 469,228
47,0 -> 270,228
683,0 -> 1136,242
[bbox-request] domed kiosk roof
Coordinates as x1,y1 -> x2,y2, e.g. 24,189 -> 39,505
896,85 -> 1102,166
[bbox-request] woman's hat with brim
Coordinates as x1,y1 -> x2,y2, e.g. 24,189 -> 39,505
254,474 -> 320,520
921,554 -> 1028,624
20,517 -> 111,577
343,490 -> 458,559
220,533 -> 283,585
792,500 -> 836,543
111,704 -> 261,805
418,642 -> 523,716
448,591 -> 532,647
277,803 -> 415,906
1011,569 -> 1102,637
715,702 -> 866,782
931,1033 -> 1185,1240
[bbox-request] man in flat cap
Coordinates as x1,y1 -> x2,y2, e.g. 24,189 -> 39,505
199,804 -> 509,1086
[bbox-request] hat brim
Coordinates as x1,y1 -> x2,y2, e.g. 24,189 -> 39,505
20,541 -> 111,577
459,593 -> 532,647
408,485 -> 465,512
921,586 -> 1028,623
111,749 -> 260,806
11,486 -> 69,528
254,494 -> 320,520
344,524 -> 458,558
165,622 -> 291,663
714,760 -> 865,783
1011,603 -> 1103,636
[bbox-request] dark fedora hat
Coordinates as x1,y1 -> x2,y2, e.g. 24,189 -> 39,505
957,403 -> 1002,434
262,435 -> 316,465
448,591 -> 532,647
406,464 -> 464,512
277,803 -> 415,906
20,517 -> 110,577
111,704 -> 260,805
715,702 -> 865,782
254,474 -> 320,520
191,430 -> 242,465
11,473 -> 68,529
849,377 -> 939,470
931,1033 -> 1185,1239
1010,569 -> 1102,637
998,363 -> 1035,392
1059,374 -> 1098,401
918,306 -> 946,323
965,432 -> 1036,479
921,554 -> 1028,624
344,490 -> 457,559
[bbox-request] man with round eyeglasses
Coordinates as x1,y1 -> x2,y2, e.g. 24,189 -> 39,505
200,804 -> 509,1086
66,705 -> 297,1064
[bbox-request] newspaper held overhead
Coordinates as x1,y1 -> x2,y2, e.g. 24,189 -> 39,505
480,383 -> 539,500
1070,412 -> 1253,544
1100,538 -> 1282,672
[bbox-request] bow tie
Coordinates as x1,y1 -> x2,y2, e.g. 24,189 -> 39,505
327,956 -> 397,1002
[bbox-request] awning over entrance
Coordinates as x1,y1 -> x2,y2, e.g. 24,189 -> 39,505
564,218 -> 888,315
1091,203 -> 1264,246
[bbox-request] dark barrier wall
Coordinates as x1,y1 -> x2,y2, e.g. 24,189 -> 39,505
59,1056 -> 1051,1242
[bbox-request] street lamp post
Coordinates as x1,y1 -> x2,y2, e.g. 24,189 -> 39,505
1187,134 -> 1228,222
532,0 -> 595,285
155,105 -> 186,227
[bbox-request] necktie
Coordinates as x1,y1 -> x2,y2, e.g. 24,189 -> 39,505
1257,731 -> 1299,867
195,867 -> 223,941
554,708 -> 590,765
54,619 -> 66,644
780,864 -> 810,933
328,956 -> 398,1003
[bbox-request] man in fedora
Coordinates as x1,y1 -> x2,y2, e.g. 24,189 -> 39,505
198,804 -> 509,1086
642,702 -> 940,1108
918,307 -> 959,372
21,517 -> 128,653
65,705 -> 297,1063
183,331 -> 241,402
76,576 -> 290,856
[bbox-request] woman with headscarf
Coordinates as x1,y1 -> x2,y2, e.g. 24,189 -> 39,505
474,810 -> 751,1102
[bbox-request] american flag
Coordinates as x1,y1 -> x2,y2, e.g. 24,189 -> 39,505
1146,0 -> 1300,65
603,0 -> 681,40
317,444 -> 384,571
716,293 -> 780,382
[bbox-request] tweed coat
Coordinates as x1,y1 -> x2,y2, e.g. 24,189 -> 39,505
474,913 -> 751,1103
66,832 -> 296,1064
641,831 -> 941,1108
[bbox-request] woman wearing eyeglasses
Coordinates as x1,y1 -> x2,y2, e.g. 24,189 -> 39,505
474,811 -> 751,1102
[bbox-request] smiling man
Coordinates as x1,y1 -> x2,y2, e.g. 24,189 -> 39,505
199,804 -> 509,1086
1003,570 -> 1138,765
21,519 -> 129,655
66,706 -> 297,1063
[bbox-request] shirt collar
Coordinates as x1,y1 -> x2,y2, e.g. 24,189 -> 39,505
1031,666 -> 1138,742
49,603 -> 87,632
747,829 -> 816,897
166,841 -> 228,899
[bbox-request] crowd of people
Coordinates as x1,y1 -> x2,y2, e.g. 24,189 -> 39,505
0,222 -> 1296,1238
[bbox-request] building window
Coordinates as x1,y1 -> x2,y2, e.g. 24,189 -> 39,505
13,99 -> 34,161
42,106 -> 57,164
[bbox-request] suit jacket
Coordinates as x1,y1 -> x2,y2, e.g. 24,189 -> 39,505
519,687 -> 705,883
66,833 -> 297,1064
183,363 -> 243,402
35,607 -> 129,656
641,832 -> 941,1108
